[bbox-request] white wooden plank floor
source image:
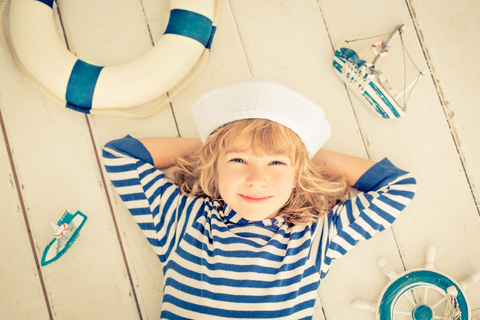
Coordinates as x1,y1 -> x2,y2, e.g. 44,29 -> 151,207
1,0 -> 479,319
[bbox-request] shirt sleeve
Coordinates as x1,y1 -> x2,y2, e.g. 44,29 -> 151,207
102,135 -> 199,264
313,158 -> 417,278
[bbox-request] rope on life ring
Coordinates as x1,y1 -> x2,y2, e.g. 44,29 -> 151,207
0,0 -> 222,119
371,41 -> 388,57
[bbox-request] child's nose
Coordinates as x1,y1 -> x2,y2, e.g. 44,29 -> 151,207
246,166 -> 267,187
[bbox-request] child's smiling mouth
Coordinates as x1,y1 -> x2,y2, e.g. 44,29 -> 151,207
238,194 -> 273,203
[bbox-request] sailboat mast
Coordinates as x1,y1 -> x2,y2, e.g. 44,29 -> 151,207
371,24 -> 405,66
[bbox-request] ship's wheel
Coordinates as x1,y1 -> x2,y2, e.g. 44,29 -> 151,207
352,246 -> 480,320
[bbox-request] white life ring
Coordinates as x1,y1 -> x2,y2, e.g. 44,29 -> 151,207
8,0 -> 217,114
371,41 -> 388,57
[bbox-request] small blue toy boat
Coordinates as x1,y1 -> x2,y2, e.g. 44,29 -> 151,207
41,209 -> 87,266
333,25 -> 426,119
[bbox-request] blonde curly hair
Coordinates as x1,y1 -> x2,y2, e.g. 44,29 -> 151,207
167,119 -> 348,225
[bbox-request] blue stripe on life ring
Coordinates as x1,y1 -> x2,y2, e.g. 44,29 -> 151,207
35,0 -> 54,8
65,60 -> 103,113
164,9 -> 214,48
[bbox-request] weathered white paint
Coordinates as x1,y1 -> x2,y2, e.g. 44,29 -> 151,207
0,118 -> 50,319
1,0 -> 479,319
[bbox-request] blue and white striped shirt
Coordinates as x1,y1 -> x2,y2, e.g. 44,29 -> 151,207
102,135 -> 416,319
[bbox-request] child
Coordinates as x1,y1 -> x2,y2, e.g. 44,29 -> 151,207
102,78 -> 416,319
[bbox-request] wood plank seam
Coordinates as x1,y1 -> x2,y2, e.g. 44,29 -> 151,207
227,0 -> 254,77
85,115 -> 144,320
0,105 -> 53,320
169,102 -> 182,137
314,0 -> 335,52
137,0 -> 156,47
390,227 -> 408,273
50,2 -> 146,316
314,0 -> 372,162
54,2 -> 70,51
314,2 -> 416,316
403,0 -> 480,216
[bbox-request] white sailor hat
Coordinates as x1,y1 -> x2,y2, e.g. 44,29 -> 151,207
191,78 -> 331,158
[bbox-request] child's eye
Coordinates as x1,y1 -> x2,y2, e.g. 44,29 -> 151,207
270,160 -> 286,165
231,158 -> 246,164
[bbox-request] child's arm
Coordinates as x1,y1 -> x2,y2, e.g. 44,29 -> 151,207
312,149 -> 376,186
139,137 -> 203,169
102,135 -> 202,264
311,156 -> 416,278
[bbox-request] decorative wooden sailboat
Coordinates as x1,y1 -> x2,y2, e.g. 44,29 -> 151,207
333,25 -> 426,119
41,209 -> 87,266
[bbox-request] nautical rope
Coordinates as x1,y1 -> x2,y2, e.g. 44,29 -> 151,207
443,294 -> 461,320
0,0 -> 222,119
350,26 -> 424,112
398,30 -> 423,110
344,33 -> 386,44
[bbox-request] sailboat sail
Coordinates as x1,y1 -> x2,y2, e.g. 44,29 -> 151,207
333,25 -> 426,119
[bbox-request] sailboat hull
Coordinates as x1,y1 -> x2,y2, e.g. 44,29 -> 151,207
333,50 -> 405,119
41,210 -> 87,266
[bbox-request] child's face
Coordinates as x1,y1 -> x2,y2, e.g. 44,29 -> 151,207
216,142 -> 296,221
